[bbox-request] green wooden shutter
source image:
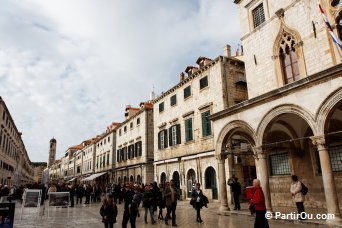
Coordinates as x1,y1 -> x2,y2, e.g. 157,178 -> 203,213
185,118 -> 193,141
158,131 -> 161,149
176,124 -> 181,144
202,112 -> 207,137
169,127 -> 173,146
164,130 -> 168,148
139,141 -> 142,156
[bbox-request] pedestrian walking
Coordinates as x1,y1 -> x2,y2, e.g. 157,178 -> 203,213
229,177 -> 241,210
122,183 -> 135,228
157,183 -> 165,220
100,194 -> 118,228
290,175 -> 306,220
129,185 -> 142,228
142,184 -> 156,224
249,179 -> 270,228
164,180 -> 179,227
0,185 -> 10,203
76,184 -> 84,204
191,183 -> 208,223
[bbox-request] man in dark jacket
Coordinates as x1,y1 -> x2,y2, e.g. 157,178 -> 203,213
0,185 -> 10,203
229,177 -> 241,210
76,185 -> 84,204
164,180 -> 179,226
122,183 -> 135,228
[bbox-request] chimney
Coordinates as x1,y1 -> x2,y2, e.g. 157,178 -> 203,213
179,72 -> 185,81
224,44 -> 231,57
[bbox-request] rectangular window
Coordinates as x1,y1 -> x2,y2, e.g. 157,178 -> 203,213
159,102 -> 164,112
201,111 -> 212,137
169,124 -> 181,146
329,146 -> 342,172
170,94 -> 177,106
171,126 -> 177,146
252,3 -> 265,28
160,131 -> 165,149
107,153 -> 109,166
269,153 -> 291,175
124,126 -> 127,132
185,118 -> 193,142
184,86 -> 191,99
137,118 -> 140,125
199,76 -> 208,89
130,122 -> 133,129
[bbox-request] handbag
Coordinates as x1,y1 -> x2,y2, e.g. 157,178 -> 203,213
190,197 -> 196,206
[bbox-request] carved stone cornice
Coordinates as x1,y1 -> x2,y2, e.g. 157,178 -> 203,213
310,136 -> 327,151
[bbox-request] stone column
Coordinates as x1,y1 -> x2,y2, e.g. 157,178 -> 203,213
216,154 -> 229,213
254,146 -> 273,212
311,136 -> 341,218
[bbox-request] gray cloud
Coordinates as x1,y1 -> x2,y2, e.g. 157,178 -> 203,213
0,0 -> 240,161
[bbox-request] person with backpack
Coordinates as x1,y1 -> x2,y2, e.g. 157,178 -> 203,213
290,175 -> 306,220
100,194 -> 118,228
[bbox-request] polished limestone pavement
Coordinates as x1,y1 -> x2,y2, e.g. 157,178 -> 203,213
13,200 -> 335,228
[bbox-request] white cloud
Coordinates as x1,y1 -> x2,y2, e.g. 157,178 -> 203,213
0,0 -> 240,161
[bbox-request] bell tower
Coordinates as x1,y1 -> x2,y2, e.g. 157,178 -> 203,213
48,138 -> 57,167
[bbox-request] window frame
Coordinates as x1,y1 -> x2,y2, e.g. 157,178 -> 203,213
252,3 -> 265,29
199,76 -> 209,90
159,102 -> 165,113
185,118 -> 193,142
201,110 -> 212,137
183,86 -> 192,99
269,153 -> 291,176
170,94 -> 177,106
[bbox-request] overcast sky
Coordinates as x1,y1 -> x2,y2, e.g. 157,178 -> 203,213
0,0 -> 240,162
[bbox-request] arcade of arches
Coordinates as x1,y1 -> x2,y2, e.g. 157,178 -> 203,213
215,90 -> 342,217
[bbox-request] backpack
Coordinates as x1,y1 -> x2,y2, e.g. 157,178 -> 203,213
301,182 -> 308,195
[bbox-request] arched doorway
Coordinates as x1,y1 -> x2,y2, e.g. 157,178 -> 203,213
172,171 -> 180,190
136,175 -> 141,184
129,175 -> 134,183
260,111 -> 318,209
187,169 -> 196,198
160,172 -> 166,185
205,167 -> 218,199
219,121 -> 256,206
117,176 -> 121,184
123,176 -> 127,184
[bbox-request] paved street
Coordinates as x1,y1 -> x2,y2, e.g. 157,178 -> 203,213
13,200 -> 337,228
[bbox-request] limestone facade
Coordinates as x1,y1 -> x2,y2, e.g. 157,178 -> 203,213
115,103 -> 154,185
0,97 -> 34,185
153,53 -> 247,200
211,0 -> 342,218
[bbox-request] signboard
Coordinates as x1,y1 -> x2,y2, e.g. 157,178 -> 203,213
23,190 -> 41,208
0,203 -> 15,228
48,192 -> 70,207
20,189 -> 41,220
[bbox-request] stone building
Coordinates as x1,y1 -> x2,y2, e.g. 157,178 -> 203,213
81,138 -> 97,178
152,49 -> 247,200
49,159 -> 61,180
48,138 -> 57,167
115,103 -> 154,184
210,0 -> 342,220
32,162 -> 47,184
0,97 -> 34,185
90,123 -> 119,185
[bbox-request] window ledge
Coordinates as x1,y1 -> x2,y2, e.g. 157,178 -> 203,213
201,135 -> 214,140
199,86 -> 209,92
184,140 -> 194,145
184,95 -> 193,101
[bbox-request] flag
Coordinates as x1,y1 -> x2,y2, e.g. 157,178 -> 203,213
319,4 -> 342,49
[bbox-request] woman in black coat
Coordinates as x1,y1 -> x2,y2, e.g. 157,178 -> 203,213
191,183 -> 205,223
100,194 -> 118,228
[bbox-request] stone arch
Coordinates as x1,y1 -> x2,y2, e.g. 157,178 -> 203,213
272,16 -> 307,86
216,120 -> 257,155
316,88 -> 342,135
256,104 -> 317,146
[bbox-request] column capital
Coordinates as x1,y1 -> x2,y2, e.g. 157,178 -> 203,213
252,146 -> 267,160
215,154 -> 227,162
310,136 -> 327,151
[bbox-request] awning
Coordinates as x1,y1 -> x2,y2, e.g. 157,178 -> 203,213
67,177 -> 76,183
82,172 -> 106,181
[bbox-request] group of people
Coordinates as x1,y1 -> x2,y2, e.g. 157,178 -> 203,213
99,179 -> 209,228
101,179 -> 181,228
227,175 -> 307,228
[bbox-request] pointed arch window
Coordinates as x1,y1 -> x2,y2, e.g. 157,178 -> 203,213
279,33 -> 300,84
